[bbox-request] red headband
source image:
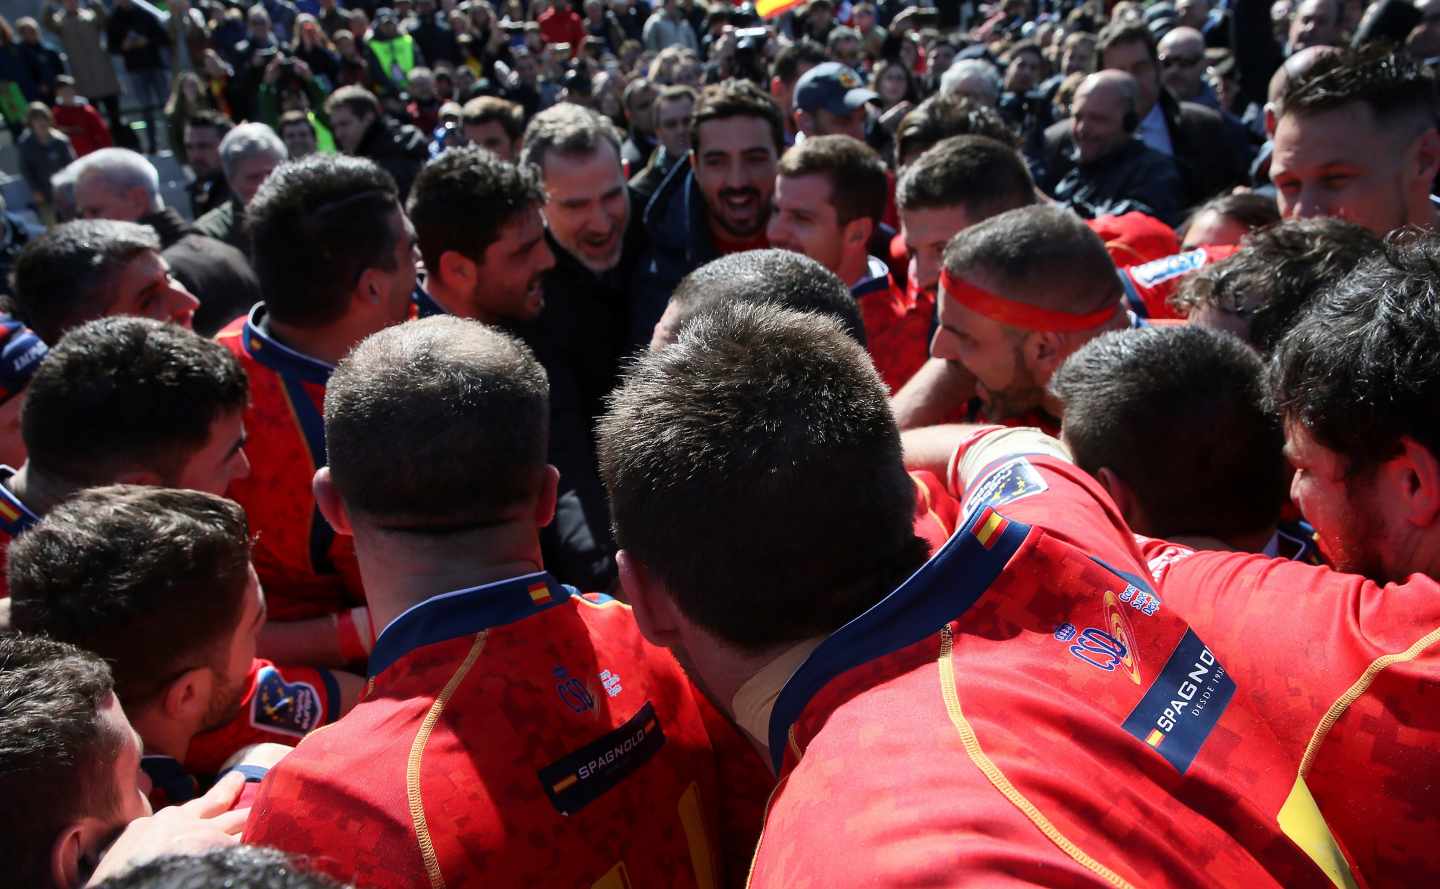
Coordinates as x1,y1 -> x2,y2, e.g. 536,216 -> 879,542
940,268 -> 1118,332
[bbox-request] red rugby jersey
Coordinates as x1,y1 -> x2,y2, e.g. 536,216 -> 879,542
746,430 -> 1361,889
216,307 -> 364,621
1143,541 -> 1440,887
854,258 -> 933,394
244,572 -> 770,889
1120,245 -> 1237,321
910,469 -> 960,554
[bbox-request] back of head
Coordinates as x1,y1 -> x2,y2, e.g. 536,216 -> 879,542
1271,230 -> 1440,473
186,108 -> 235,141
944,203 -> 1121,318
1051,326 -> 1287,540
599,303 -> 927,654
22,317 -> 248,487
324,316 -> 549,529
1096,19 -> 1157,66
776,135 -> 887,228
1279,46 -> 1436,133
770,39 -> 828,87
667,249 -> 866,346
89,846 -> 353,889
1173,216 -> 1381,353
895,94 -> 1019,168
10,219 -> 161,344
407,145 -> 546,282
0,634 -> 116,889
247,154 -> 400,327
324,83 -> 382,121
519,101 -> 623,169
939,59 -> 1003,105
462,95 -> 525,138
74,148 -> 161,216
1181,191 -> 1282,245
9,485 -> 252,710
219,121 -> 288,184
897,134 -> 1037,217
690,78 -> 785,153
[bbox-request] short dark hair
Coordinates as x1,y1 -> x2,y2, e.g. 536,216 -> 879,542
247,154 -> 400,327
669,249 -> 866,346
1173,217 -> 1381,353
657,83 -> 699,108
277,109 -> 315,134
0,634 -> 118,889
1096,20 -> 1158,66
462,95 -> 525,140
1181,191 -> 1282,237
1280,47 -> 1437,134
519,102 -> 624,170
1271,231 -> 1440,473
10,486 -> 253,708
324,84 -> 382,120
771,39 -> 828,86
691,79 -> 785,154
944,204 -> 1121,320
599,303 -> 927,653
1052,326 -> 1288,540
185,108 -> 235,139
90,847 -> 351,889
22,317 -> 249,487
325,317 -> 549,527
895,94 -> 1019,167
406,146 -> 546,278
10,220 -> 161,344
896,135 -> 1036,216
776,135 -> 887,226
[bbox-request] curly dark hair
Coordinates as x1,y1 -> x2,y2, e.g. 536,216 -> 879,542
895,93 -> 1020,167
407,144 -> 546,278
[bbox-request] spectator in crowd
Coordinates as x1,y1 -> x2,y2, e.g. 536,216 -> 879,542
1173,215 -> 1381,351
630,82 -> 695,197
408,0 -> 459,69
216,154 -> 414,669
539,0 -> 585,56
1050,325 -> 1290,553
366,8 -> 421,97
71,148 -> 259,335
183,110 -> 235,220
244,315 -> 768,888
460,94 -> 525,160
893,93 -> 1019,167
18,103 -> 76,226
14,17 -> 64,105
196,123 -> 288,255
326,85 -> 428,199
939,58 -> 1003,106
105,0 -> 170,155
277,109 -> 323,158
165,0 -> 209,77
768,40 -> 827,143
1053,71 -> 1185,224
793,61 -> 877,142
10,485 -> 361,806
10,221 -> 199,345
291,14 -> 342,89
1158,26 -> 1218,108
52,75 -> 112,158
621,77 -> 659,167
633,79 -> 782,348
1178,189 -> 1280,248
643,0 -> 698,52
1045,20 -> 1247,208
405,66 -> 443,133
41,0 -> 123,142
1271,47 -> 1440,234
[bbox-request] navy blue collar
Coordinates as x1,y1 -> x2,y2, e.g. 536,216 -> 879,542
767,505 -> 1030,771
0,465 -> 39,538
141,754 -> 198,803
369,571 -> 574,678
241,304 -> 334,386
413,284 -> 448,319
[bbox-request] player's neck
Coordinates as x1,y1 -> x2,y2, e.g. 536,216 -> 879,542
6,463 -> 74,517
265,313 -> 380,368
838,249 -> 870,289
130,706 -> 193,761
353,522 -> 547,634
428,280 -> 501,326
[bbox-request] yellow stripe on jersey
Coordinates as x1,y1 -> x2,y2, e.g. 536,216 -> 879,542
1277,776 -> 1359,889
552,773 -> 578,793
592,862 -> 634,889
678,781 -> 719,889
0,499 -> 18,522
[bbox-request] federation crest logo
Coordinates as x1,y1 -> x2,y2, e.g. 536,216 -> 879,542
964,456 -> 1049,514
251,666 -> 325,737
1101,590 -> 1143,685
1131,248 -> 1207,288
555,666 -> 596,714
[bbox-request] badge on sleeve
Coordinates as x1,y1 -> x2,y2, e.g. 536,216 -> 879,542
964,456 -> 1049,514
251,665 -> 326,737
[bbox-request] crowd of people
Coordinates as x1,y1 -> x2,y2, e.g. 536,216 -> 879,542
2,0 -> 1440,886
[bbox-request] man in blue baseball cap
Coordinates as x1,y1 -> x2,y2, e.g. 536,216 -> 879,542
793,60 -> 878,142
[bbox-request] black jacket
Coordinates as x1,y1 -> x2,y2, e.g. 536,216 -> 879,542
1041,90 -> 1250,211
1053,138 -> 1186,226
105,3 -> 169,72
357,117 -> 429,201
630,157 -> 718,351
141,208 -> 260,336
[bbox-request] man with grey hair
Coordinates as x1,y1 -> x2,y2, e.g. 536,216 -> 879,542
196,122 -> 289,254
940,59 -> 1003,106
72,147 -> 260,335
1053,71 -> 1185,223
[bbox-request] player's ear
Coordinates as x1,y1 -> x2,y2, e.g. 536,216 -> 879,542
436,249 -> 477,290
617,549 -> 683,650
1022,329 -> 1065,375
844,216 -> 874,249
535,464 -> 560,529
163,666 -> 212,724
1385,435 -> 1440,529
312,467 -> 353,536
51,822 -> 85,889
